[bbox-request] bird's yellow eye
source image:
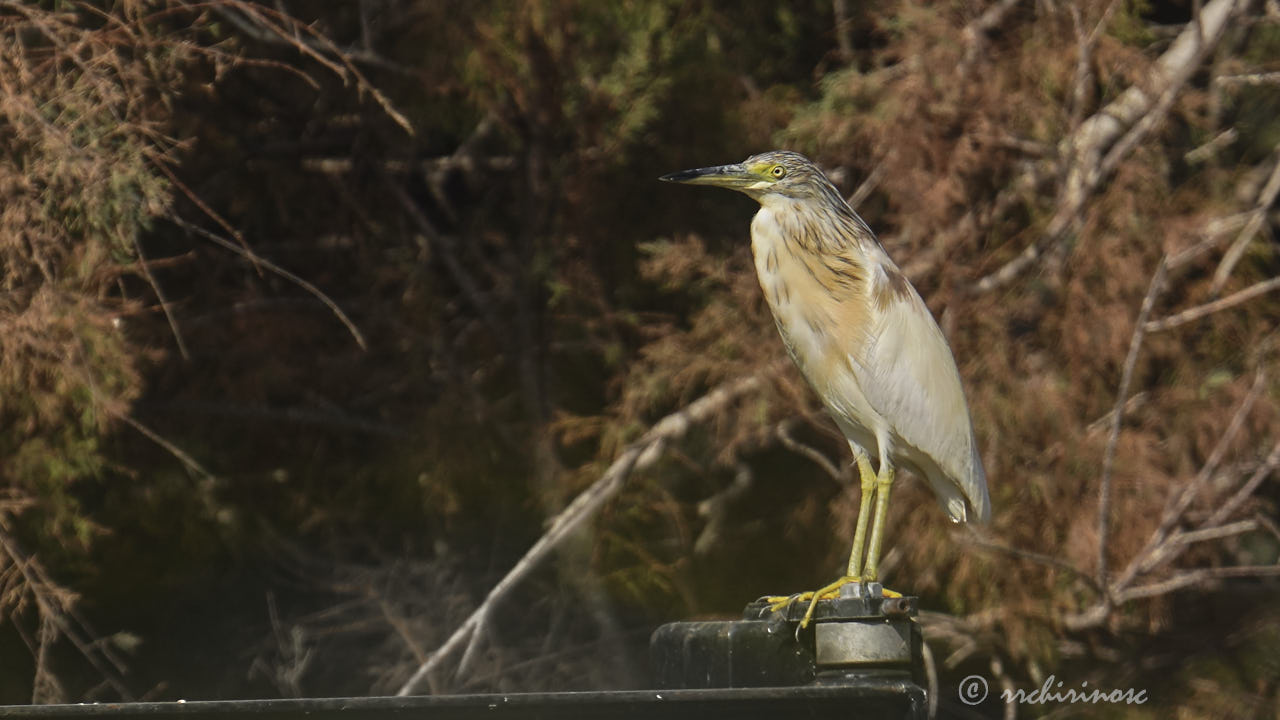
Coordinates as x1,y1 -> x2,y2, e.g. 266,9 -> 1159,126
771,165 -> 786,179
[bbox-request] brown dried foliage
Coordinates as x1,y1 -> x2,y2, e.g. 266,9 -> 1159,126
596,0 -> 1280,705
3,0 -> 1279,708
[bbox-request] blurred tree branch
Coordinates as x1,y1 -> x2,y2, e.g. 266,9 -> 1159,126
195,1 -> 413,133
1096,257 -> 1167,588
0,517 -> 133,702
396,372 -> 768,696
973,0 -> 1251,294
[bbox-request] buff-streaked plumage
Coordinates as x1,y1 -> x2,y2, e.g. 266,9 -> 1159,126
751,183 -> 988,524
661,151 -> 988,618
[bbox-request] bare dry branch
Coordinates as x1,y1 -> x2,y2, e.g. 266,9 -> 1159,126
1062,602 -> 1111,632
832,0 -> 854,64
131,234 -> 189,361
1145,275 -> 1280,332
1067,372 -> 1274,630
775,418 -> 847,484
1215,71 -> 1280,85
694,462 -> 755,556
386,177 -> 507,342
1094,45 -> 1206,182
111,411 -> 216,480
1167,211 -> 1253,269
455,610 -> 489,679
846,162 -> 885,210
973,232 -> 1044,295
1254,512 -> 1280,544
0,525 -> 133,699
962,529 -> 1102,595
918,610 -> 1004,668
169,216 -> 368,350
1068,0 -> 1122,132
1184,128 -> 1238,164
1156,370 -> 1265,540
1087,0 -> 1243,140
377,597 -> 428,664
1117,564 -> 1280,603
1085,392 -> 1149,435
1097,257 -> 1167,587
1168,519 -> 1258,549
150,156 -> 262,275
1067,4 -> 1091,133
961,0 -> 1024,69
32,617 -> 62,703
395,373 -> 768,696
1203,437 -> 1280,529
1211,145 -> 1280,292
210,1 -> 413,134
1108,370 -> 1264,594
1133,519 -> 1259,579
973,0 -> 1246,294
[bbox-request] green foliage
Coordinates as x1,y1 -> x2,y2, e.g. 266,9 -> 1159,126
1109,0 -> 1158,47
0,3 -> 185,529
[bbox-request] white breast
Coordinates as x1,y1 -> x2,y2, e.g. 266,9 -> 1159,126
750,204 -> 885,456
751,208 -> 812,358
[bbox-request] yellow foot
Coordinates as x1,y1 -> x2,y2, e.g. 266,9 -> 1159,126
799,575 -> 859,628
763,593 -> 810,613
762,589 -> 829,614
763,579 -> 904,628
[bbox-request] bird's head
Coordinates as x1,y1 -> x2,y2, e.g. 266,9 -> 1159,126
659,150 -> 836,203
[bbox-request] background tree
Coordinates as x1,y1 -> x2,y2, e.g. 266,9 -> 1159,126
1,1 -> 1277,717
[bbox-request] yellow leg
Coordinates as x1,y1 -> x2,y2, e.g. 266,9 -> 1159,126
766,454 -> 902,630
846,453 -> 877,577
790,453 -> 878,627
863,465 -> 895,581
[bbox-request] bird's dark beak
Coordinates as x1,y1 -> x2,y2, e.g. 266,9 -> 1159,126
659,163 -> 754,188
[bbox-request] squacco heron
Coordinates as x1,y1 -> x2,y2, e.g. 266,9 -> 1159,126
661,151 -> 989,626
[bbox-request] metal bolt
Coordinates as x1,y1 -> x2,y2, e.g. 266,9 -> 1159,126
882,597 -> 912,618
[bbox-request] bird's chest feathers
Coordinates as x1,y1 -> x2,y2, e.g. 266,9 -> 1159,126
750,205 -> 869,380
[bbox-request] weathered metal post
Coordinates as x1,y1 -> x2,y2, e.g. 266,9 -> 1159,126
651,584 -> 927,719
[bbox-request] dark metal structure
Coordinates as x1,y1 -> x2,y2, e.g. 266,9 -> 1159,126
1,590 -> 928,720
